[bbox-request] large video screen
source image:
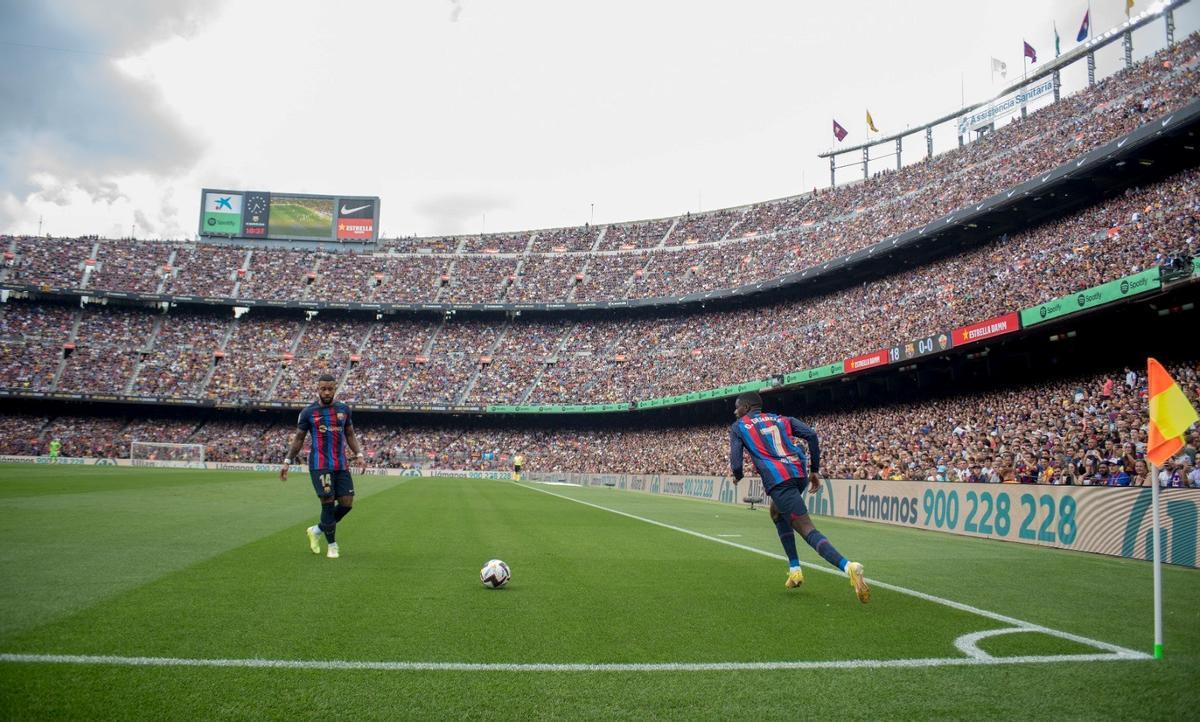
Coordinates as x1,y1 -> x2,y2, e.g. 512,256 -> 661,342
268,195 -> 334,239
198,189 -> 379,242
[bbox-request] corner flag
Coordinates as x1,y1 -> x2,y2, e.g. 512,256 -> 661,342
1147,358 -> 1199,466
1145,357 -> 1196,661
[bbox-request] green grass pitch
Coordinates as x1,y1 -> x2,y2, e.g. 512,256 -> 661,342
268,203 -> 332,237
1,465 -> 1198,720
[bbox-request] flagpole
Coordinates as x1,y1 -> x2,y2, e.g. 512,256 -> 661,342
1144,357 -> 1199,661
1150,459 -> 1164,659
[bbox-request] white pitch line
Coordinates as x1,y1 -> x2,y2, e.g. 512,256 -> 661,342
954,628 -> 1041,660
0,651 -> 1146,673
519,482 -> 1152,661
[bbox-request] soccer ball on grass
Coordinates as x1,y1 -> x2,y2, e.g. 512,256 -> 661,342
480,559 -> 510,589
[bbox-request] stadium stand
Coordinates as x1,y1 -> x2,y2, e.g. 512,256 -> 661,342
2,362 -> 1196,486
6,161 -> 1194,406
3,34 -> 1194,308
1,33 -> 1197,486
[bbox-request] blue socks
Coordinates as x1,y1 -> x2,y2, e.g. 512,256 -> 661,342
774,517 -> 800,568
318,502 -> 352,543
319,502 -> 337,543
804,529 -> 847,571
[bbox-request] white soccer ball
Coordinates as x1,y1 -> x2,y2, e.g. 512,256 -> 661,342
480,559 -> 510,589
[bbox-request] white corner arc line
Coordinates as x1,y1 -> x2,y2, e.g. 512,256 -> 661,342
519,482 -> 1151,661
0,652 -> 1146,673
954,628 -> 1043,660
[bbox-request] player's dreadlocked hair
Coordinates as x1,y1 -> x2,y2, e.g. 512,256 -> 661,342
735,391 -> 762,410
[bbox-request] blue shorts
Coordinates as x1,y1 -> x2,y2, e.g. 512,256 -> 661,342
310,470 -> 355,499
767,478 -> 810,521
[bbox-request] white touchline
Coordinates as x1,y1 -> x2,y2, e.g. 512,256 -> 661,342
519,482 -> 1152,661
0,651 -> 1145,672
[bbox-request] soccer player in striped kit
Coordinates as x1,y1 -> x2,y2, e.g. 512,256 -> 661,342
729,392 -> 869,602
281,373 -> 365,559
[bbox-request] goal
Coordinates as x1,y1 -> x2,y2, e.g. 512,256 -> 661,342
129,441 -> 206,465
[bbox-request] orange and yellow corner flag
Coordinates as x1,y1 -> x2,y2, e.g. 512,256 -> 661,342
866,110 -> 879,133
1147,358 -> 1199,466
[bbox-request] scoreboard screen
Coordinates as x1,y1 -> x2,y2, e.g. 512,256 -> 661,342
199,189 -> 379,242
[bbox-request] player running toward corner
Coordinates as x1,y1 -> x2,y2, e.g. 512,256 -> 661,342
729,392 -> 869,603
280,373 -> 366,559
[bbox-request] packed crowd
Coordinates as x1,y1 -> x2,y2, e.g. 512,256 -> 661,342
3,362 -> 1196,487
0,160 -> 1196,407
811,365 -> 1200,486
4,34 -> 1195,307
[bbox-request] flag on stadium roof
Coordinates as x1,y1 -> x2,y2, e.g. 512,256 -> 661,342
832,119 -> 848,142
1126,0 -> 1135,17
1146,358 -> 1199,466
1024,41 -> 1037,63
866,110 -> 879,133
1054,21 -> 1061,57
991,57 -> 1007,79
1076,9 -> 1090,42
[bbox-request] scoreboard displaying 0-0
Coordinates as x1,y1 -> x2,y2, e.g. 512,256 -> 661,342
199,189 -> 380,242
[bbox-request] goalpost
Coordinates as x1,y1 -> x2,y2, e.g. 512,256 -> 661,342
129,441 -> 206,466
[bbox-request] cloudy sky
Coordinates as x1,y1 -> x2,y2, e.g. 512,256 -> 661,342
1,0 -> 1196,239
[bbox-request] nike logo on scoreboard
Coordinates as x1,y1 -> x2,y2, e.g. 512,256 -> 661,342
340,204 -> 372,215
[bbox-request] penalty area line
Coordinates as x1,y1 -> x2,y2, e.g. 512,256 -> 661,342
0,651 -> 1146,672
517,482 -> 1152,661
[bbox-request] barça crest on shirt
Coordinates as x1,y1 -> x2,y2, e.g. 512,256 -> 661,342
336,412 -> 346,422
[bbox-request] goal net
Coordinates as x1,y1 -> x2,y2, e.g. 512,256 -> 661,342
129,441 -> 206,465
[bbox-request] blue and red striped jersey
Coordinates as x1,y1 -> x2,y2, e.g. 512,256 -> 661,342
729,412 -> 820,491
297,401 -> 354,471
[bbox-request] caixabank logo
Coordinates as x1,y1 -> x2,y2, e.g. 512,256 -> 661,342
1121,489 -> 1198,566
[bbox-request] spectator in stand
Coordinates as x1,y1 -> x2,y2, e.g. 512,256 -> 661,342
4,36 -> 1196,310
3,361 -> 1195,480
